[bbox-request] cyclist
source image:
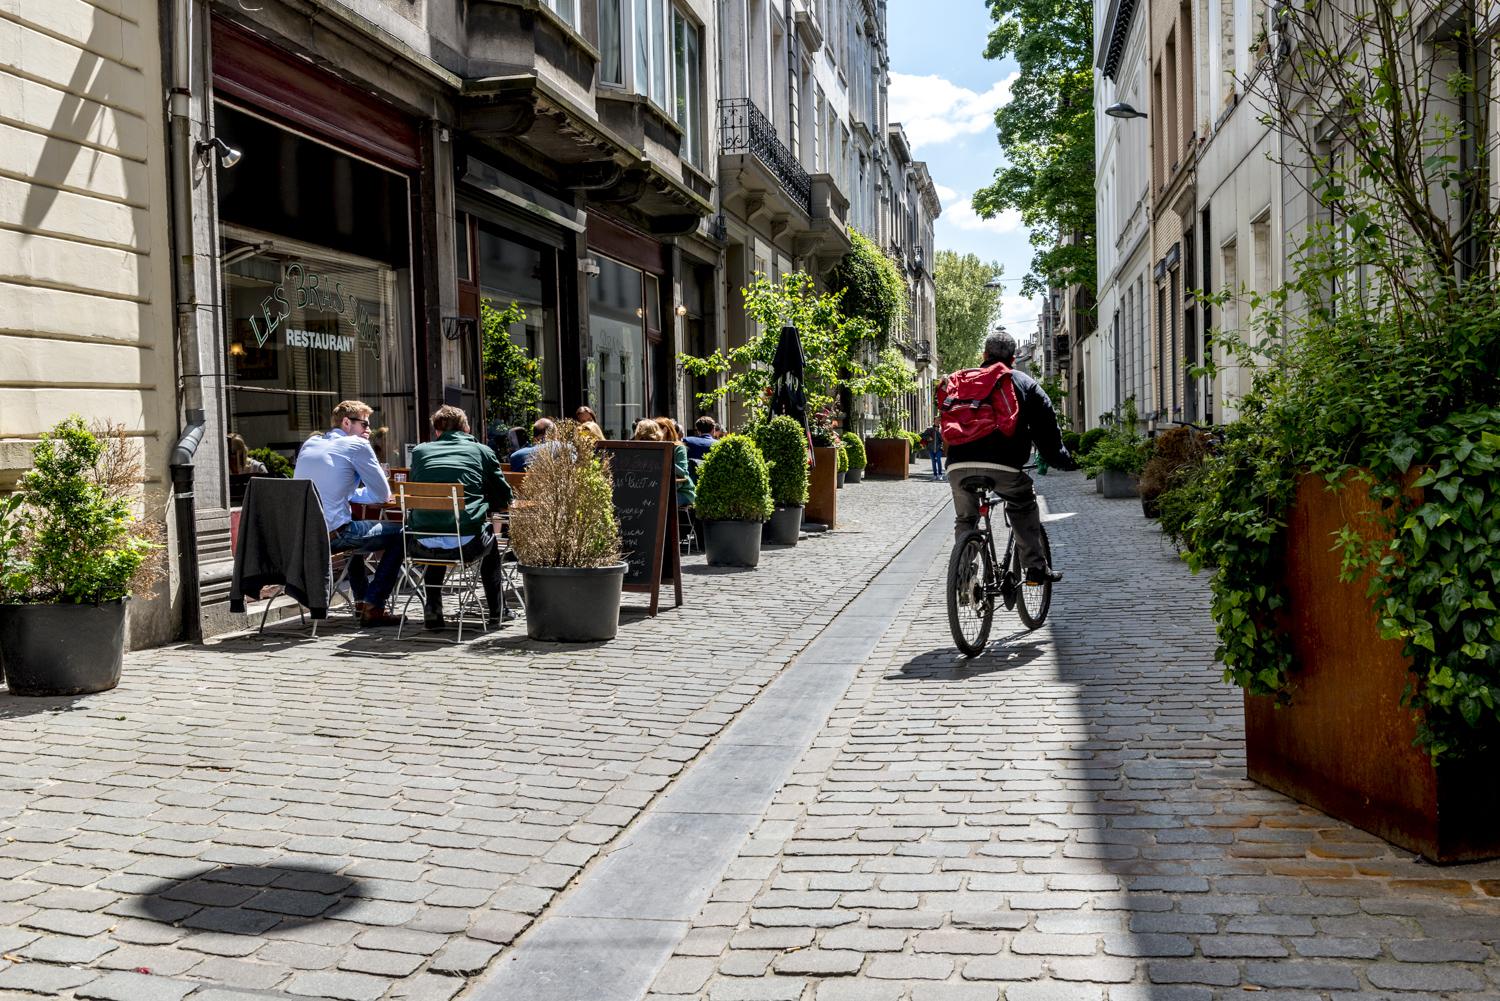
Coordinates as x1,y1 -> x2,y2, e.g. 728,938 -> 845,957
944,331 -> 1076,584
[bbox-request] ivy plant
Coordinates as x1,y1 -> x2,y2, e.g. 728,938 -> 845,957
480,300 -> 540,431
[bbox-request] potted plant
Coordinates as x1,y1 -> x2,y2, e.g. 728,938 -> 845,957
842,431 -> 866,483
0,418 -> 160,697
855,349 -> 919,479
695,435 -> 773,567
510,421 -> 627,642
835,441 -> 848,488
754,415 -> 809,545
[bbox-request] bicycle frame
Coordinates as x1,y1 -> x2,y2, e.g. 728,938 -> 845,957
975,491 -> 1020,610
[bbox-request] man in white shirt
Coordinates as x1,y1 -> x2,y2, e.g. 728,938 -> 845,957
293,400 -> 404,626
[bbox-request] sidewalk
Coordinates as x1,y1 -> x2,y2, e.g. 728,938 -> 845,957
649,470 -> 1500,1000
0,477 -> 951,1001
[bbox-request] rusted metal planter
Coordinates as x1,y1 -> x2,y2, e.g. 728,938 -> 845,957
1246,473 -> 1500,863
806,446 -> 838,528
863,438 -> 909,479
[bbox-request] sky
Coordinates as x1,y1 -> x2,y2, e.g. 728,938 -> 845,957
886,3 -> 1040,343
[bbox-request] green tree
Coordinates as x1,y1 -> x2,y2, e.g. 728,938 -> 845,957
827,230 -> 908,342
933,250 -> 1002,374
480,300 -> 539,430
680,273 -> 874,420
973,0 -> 1095,298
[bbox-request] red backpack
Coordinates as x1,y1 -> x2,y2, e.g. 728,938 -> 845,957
939,362 -> 1021,446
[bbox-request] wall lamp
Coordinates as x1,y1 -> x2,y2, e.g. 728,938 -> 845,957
1104,102 -> 1148,120
196,136 -> 243,169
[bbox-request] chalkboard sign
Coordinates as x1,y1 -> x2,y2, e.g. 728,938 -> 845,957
595,441 -> 683,616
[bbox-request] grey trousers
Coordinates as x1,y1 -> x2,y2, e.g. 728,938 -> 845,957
947,463 -> 1049,572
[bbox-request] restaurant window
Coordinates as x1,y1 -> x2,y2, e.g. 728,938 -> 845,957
477,222 -> 562,423
588,257 -> 647,439
223,240 -> 414,485
216,103 -> 416,496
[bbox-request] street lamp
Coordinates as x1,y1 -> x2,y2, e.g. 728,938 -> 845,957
1104,102 -> 1148,120
984,277 -> 1004,290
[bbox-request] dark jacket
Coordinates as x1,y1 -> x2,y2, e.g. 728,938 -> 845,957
946,368 -> 1075,470
230,478 -> 334,618
683,434 -> 716,462
407,431 -> 512,536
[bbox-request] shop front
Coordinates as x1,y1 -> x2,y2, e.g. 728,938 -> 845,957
211,20 -> 423,501
586,214 -> 669,439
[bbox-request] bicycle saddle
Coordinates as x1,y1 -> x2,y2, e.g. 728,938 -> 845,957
958,475 -> 995,494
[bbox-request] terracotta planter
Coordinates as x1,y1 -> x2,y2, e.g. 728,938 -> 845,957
863,438 -> 909,479
1246,473 -> 1500,863
806,446 -> 838,528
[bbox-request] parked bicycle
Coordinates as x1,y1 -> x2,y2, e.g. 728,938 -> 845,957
945,469 -> 1052,657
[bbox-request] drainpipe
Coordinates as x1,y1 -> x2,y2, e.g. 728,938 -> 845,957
170,411 -> 205,643
165,0 -> 208,640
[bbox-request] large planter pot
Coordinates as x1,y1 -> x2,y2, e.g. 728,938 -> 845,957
0,600 -> 126,696
1246,473 -> 1500,863
520,563 -> 626,642
763,504 -> 804,546
836,471 -> 845,489
1098,469 -> 1139,498
845,467 -> 864,484
806,447 -> 838,529
864,438 -> 910,479
705,520 -> 763,568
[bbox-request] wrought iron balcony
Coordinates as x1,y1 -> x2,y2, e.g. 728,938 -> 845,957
719,98 -> 811,213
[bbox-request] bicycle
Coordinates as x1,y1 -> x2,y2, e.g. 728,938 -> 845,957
945,473 -> 1053,657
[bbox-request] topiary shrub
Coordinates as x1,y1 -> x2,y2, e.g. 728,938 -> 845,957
841,431 -> 867,469
836,441 -> 849,473
0,418 -> 161,604
510,421 -> 621,568
695,435 -> 773,523
753,415 -> 810,506
1062,431 -> 1082,455
1077,427 -> 1107,458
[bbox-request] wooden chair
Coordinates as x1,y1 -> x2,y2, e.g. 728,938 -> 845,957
393,482 -> 498,642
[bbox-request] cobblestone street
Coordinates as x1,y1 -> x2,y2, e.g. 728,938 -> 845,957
2,473 -> 1499,1001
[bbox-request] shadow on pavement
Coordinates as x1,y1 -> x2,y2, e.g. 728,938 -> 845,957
891,630 -> 1047,680
682,564 -> 758,576
0,692 -> 90,720
133,863 -> 364,934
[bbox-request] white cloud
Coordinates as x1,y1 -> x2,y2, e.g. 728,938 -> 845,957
934,185 -> 1023,235
889,71 -> 1019,149
997,292 -> 1041,337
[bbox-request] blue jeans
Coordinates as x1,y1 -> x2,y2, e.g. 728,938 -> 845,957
330,520 -> 404,609
930,451 -> 943,478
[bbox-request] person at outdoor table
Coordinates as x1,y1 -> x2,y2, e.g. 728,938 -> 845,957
684,416 -> 717,462
639,418 -> 696,508
508,417 -> 554,471
407,405 -> 513,630
293,400 -> 404,627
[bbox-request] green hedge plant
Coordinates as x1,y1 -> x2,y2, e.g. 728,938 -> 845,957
836,442 -> 849,473
249,447 -> 293,479
841,431 -> 867,470
0,418 -> 160,605
1077,427 -> 1107,458
753,415 -> 810,506
695,435 -> 774,523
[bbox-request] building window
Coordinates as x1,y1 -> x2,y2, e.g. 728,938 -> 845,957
588,257 -> 647,440
673,10 -> 702,165
545,0 -> 579,29
600,0 -> 624,85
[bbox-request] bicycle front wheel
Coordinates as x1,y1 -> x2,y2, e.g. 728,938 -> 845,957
1015,525 -> 1053,629
947,530 -> 994,657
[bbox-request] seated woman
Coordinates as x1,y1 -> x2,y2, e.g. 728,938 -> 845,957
637,417 -> 695,508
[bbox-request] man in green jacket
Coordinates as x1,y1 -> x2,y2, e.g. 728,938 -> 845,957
406,405 -> 513,629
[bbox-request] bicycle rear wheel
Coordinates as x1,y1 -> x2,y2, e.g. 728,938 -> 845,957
1014,525 -> 1052,629
947,530 -> 994,657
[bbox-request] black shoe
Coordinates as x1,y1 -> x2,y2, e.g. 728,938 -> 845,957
1025,567 -> 1063,585
423,608 -> 446,631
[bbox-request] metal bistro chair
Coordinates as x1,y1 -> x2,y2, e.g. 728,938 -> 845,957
394,481 -> 495,642
497,470 -> 528,612
237,478 -> 357,637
